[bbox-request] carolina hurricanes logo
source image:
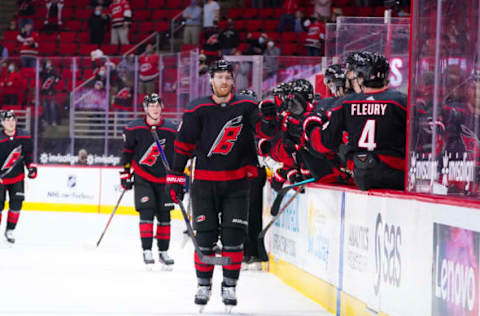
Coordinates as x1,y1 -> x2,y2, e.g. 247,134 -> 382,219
2,145 -> 22,171
461,125 -> 480,159
208,116 -> 243,157
42,77 -> 54,90
139,139 -> 165,166
140,64 -> 152,72
117,88 -> 130,98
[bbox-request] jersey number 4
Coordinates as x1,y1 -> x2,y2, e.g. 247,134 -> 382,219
358,119 -> 377,151
140,140 -> 165,166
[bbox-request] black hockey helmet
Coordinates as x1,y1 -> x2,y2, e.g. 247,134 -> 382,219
273,82 -> 292,97
290,79 -> 314,103
209,59 -> 234,78
143,93 -> 163,109
238,89 -> 257,99
344,51 -> 372,72
324,63 -> 346,94
1,110 -> 15,121
353,52 -> 390,88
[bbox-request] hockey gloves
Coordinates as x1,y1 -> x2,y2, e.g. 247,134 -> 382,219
259,100 -> 277,120
270,168 -> 287,192
120,169 -> 133,190
166,171 -> 186,203
27,164 -> 37,179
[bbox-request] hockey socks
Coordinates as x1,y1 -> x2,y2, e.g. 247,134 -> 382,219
6,210 -> 20,231
155,222 -> 170,251
139,220 -> 154,250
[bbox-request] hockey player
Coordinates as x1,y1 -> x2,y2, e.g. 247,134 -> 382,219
120,93 -> 176,268
166,60 -> 277,310
0,110 -> 37,244
303,52 -> 407,190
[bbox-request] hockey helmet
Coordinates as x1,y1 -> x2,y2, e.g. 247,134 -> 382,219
324,63 -> 346,94
290,79 -> 314,103
1,110 -> 15,121
143,93 -> 163,109
238,89 -> 257,99
209,59 -> 234,78
273,82 -> 292,97
353,53 -> 390,88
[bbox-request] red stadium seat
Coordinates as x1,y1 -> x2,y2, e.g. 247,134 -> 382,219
3,41 -> 16,54
297,32 -> 307,44
156,21 -> 170,32
78,44 -> 98,56
263,19 -> 278,32
281,32 -> 297,43
357,7 -> 373,16
227,8 -> 243,20
267,32 -> 279,42
75,8 -> 91,19
65,20 -> 83,32
100,44 -> 118,55
181,44 -> 197,52
82,69 -> 94,79
55,93 -> 68,106
374,6 -> 388,17
243,8 -> 258,19
234,20 -> 246,31
3,31 -> 17,42
165,0 -> 183,9
167,9 -> 182,19
138,21 -> 155,33
246,20 -> 263,32
59,43 -> 78,55
135,10 -> 151,20
282,43 -> 298,55
39,43 -> 58,55
152,9 -> 170,20
120,44 -> 135,54
62,7 -> 74,19
60,32 -> 77,43
334,0 -> 352,6
342,6 -> 356,16
149,0 -> 166,9
259,8 -> 275,19
131,0 -> 147,9
75,0 -> 90,7
40,33 -> 58,43
77,32 -> 90,43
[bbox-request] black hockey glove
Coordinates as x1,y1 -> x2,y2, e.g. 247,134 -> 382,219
302,113 -> 324,142
259,100 -> 277,120
270,168 -> 287,192
120,169 -> 133,190
166,171 -> 186,203
27,164 -> 38,179
257,138 -> 272,157
284,115 -> 303,142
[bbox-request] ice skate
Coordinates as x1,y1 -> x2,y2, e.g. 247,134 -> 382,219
194,284 -> 211,312
143,249 -> 154,269
158,251 -> 174,270
4,230 -> 15,244
221,282 -> 237,313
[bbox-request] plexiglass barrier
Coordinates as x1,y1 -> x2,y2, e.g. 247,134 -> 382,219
408,0 -> 480,197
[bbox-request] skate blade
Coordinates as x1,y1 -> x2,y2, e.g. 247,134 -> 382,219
224,305 -> 233,313
159,264 -> 173,271
198,305 -> 206,313
144,264 -> 154,271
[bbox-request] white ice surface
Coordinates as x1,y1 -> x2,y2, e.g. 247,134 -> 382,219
0,211 -> 332,316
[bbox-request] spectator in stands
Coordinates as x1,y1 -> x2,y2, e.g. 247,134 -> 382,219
219,18 -> 240,56
304,16 -> 325,56
0,43 -> 8,62
312,0 -> 331,21
1,63 -> 23,105
233,50 -> 250,91
263,40 -> 280,79
44,0 -> 64,27
329,7 -> 342,23
203,0 -> 220,31
182,0 -> 202,45
17,23 -> 39,68
201,20 -> 222,65
139,43 -> 159,95
77,149 -> 88,165
88,6 -> 109,46
112,85 -> 133,112
278,0 -> 299,33
245,32 -> 267,55
107,0 -> 132,46
17,0 -> 37,30
293,10 -> 307,33
40,60 -> 60,126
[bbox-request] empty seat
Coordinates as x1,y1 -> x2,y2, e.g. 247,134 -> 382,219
282,43 -> 298,55
135,9 -> 151,20
78,44 -> 98,56
227,8 -> 243,20
75,8 -> 91,19
39,43 -> 58,55
152,9 -> 170,20
131,0 -> 147,8
263,19 -> 278,32
65,20 -> 83,31
281,32 -> 297,43
243,8 -> 258,19
4,31 -> 17,42
246,20 -> 263,32
357,7 -> 373,16
59,43 -> 78,55
259,8 -> 275,19
60,32 -> 76,43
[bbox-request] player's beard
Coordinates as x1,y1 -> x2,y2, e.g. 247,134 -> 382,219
212,82 -> 233,98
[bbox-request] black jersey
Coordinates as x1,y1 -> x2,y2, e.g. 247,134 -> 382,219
121,118 -> 177,183
172,94 -> 276,181
0,129 -> 33,184
310,87 -> 407,170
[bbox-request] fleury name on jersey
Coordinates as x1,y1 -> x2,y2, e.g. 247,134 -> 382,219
350,102 -> 388,116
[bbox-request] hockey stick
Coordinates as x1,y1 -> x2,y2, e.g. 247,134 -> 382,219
96,188 -> 127,247
270,177 -> 315,216
257,188 -> 302,260
151,129 -> 231,266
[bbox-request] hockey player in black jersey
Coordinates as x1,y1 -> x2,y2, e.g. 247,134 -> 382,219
120,93 -> 177,268
0,110 -> 37,244
166,60 -> 277,311
303,52 -> 407,190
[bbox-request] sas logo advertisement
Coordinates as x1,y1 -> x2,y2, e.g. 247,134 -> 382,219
432,223 -> 479,316
307,200 -> 329,266
273,191 -> 299,233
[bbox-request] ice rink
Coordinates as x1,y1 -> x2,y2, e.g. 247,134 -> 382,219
0,210 -> 331,316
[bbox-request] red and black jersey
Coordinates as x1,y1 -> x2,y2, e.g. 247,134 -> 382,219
172,94 -> 276,181
121,118 -> 177,183
309,87 -> 407,171
0,129 -> 34,185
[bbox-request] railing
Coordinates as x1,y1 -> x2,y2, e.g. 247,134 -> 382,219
15,108 -> 32,132
71,111 -> 182,139
170,10 -> 186,53
123,32 -> 160,56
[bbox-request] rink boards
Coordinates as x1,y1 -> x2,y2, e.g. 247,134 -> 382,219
263,183 -> 480,316
21,165 -> 184,219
